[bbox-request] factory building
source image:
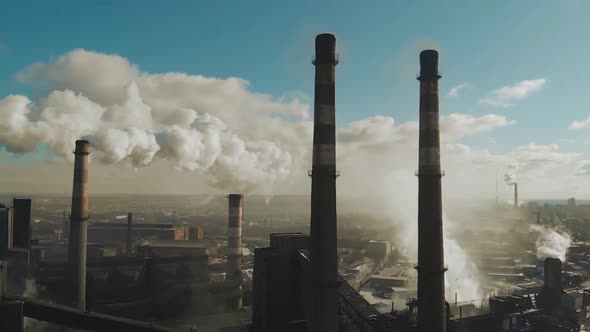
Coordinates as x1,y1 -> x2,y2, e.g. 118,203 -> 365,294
135,239 -> 212,260
12,198 -> 32,250
88,222 -> 191,243
367,240 -> 391,259
252,233 -> 310,331
253,232 -> 410,332
450,257 -> 586,331
0,204 -> 13,258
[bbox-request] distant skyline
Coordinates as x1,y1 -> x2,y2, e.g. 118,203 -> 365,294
1,1 -> 590,200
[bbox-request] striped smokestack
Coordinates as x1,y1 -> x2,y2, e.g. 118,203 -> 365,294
67,140 -> 90,310
416,50 -> 446,332
226,193 -> 243,309
309,33 -> 339,332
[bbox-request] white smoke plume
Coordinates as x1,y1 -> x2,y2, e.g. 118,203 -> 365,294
504,163 -> 519,186
0,50 -> 312,194
3,49 -> 590,198
445,238 -> 483,303
530,224 -> 572,262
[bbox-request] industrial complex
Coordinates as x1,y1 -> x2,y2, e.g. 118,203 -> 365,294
1,33 -> 590,332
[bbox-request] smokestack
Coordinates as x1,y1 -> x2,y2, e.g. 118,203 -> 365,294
226,193 -> 244,309
537,257 -> 564,312
67,140 -> 90,310
514,183 -> 518,208
63,209 -> 68,240
544,257 -> 562,292
309,33 -> 339,332
416,50 -> 446,332
127,212 -> 133,254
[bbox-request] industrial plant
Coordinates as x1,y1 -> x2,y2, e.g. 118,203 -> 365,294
1,32 -> 590,332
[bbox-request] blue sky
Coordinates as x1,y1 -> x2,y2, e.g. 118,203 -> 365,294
1,1 -> 590,189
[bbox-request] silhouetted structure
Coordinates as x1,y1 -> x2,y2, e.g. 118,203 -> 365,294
68,140 -> 90,310
11,198 -> 31,250
252,233 -> 309,331
0,204 -> 12,258
226,194 -> 244,309
309,32 -> 339,332
514,183 -> 519,208
416,50 -> 446,332
536,257 -> 565,314
127,212 -> 133,254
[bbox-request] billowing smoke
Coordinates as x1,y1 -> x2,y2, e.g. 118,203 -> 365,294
504,164 -> 518,186
0,50 -> 312,194
530,224 -> 572,262
375,173 -> 485,304
445,238 -> 483,303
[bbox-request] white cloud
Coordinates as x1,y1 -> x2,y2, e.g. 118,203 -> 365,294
569,117 -> 590,130
448,83 -> 469,97
479,79 -> 546,107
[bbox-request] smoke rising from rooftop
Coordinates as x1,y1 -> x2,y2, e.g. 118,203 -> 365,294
531,224 -> 572,262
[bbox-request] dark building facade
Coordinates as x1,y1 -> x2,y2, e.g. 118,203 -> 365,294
252,233 -> 310,332
0,204 -> 12,258
12,198 -> 31,250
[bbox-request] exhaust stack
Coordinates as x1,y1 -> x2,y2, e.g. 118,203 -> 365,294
67,140 -> 90,310
416,50 -> 446,332
127,212 -> 133,254
226,194 -> 244,309
309,33 -> 339,332
514,183 -> 519,208
537,257 -> 565,313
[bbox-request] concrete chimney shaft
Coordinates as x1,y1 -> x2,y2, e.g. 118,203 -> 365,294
309,33 -> 339,332
68,140 -> 90,311
227,194 -> 243,309
416,50 -> 446,332
544,257 -> 562,291
127,212 -> 133,254
514,183 -> 519,208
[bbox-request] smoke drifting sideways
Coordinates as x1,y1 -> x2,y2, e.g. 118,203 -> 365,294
0,50 -> 313,194
530,224 -> 572,262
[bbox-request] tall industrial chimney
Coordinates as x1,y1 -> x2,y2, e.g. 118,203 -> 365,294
514,183 -> 519,208
127,212 -> 133,254
309,33 -> 339,332
226,194 -> 244,309
416,50 -> 446,332
67,140 -> 90,310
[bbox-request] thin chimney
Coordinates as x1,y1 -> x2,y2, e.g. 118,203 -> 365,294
227,194 -> 244,309
309,33 -> 339,332
514,183 -> 519,208
67,140 -> 90,310
127,212 -> 133,254
416,50 -> 446,332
